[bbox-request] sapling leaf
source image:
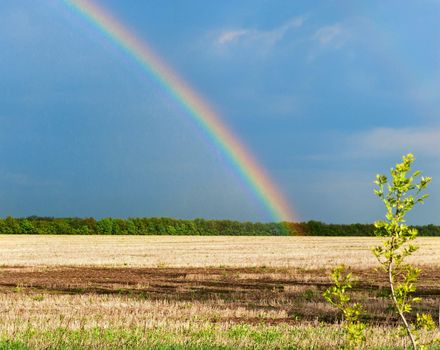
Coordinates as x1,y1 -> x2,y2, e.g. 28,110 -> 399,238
372,154 -> 433,350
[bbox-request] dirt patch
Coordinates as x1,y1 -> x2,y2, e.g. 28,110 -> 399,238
0,265 -> 439,324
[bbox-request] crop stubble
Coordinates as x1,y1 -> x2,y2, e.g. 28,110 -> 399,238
0,235 -> 439,348
1,235 -> 439,268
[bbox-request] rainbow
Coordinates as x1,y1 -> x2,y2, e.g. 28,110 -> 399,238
63,0 -> 296,223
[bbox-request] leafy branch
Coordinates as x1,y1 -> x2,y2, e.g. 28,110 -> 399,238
373,153 -> 433,349
323,265 -> 366,349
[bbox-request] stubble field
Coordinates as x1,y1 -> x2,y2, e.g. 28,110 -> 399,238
0,235 -> 439,349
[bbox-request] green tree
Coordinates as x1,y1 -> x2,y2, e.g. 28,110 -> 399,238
96,218 -> 114,235
19,219 -> 35,234
373,153 -> 438,349
323,266 -> 366,349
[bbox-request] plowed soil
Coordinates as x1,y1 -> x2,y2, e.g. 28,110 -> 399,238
1,265 -> 439,324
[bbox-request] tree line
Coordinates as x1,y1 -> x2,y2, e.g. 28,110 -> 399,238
0,216 -> 439,236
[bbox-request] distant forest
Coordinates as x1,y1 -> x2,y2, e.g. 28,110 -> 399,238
0,216 -> 439,236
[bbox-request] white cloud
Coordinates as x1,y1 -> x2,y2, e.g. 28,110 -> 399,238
306,22 -> 351,62
217,30 -> 249,45
215,16 -> 306,47
303,127 -> 440,162
314,24 -> 343,45
353,127 -> 440,157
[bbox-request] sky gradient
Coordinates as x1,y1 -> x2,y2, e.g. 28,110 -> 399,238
1,1 -> 439,224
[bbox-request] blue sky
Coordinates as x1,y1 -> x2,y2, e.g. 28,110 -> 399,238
1,0 -> 440,224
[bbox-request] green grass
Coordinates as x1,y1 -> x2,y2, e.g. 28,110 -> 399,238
1,326 -> 439,350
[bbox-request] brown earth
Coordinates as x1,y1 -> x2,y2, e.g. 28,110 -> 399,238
1,265 -> 439,325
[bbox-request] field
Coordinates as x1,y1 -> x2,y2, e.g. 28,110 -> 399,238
0,235 -> 439,349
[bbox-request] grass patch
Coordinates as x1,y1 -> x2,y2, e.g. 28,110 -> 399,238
0,325 -> 439,350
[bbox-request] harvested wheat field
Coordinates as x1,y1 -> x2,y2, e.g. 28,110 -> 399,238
0,236 -> 439,349
1,235 -> 440,268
